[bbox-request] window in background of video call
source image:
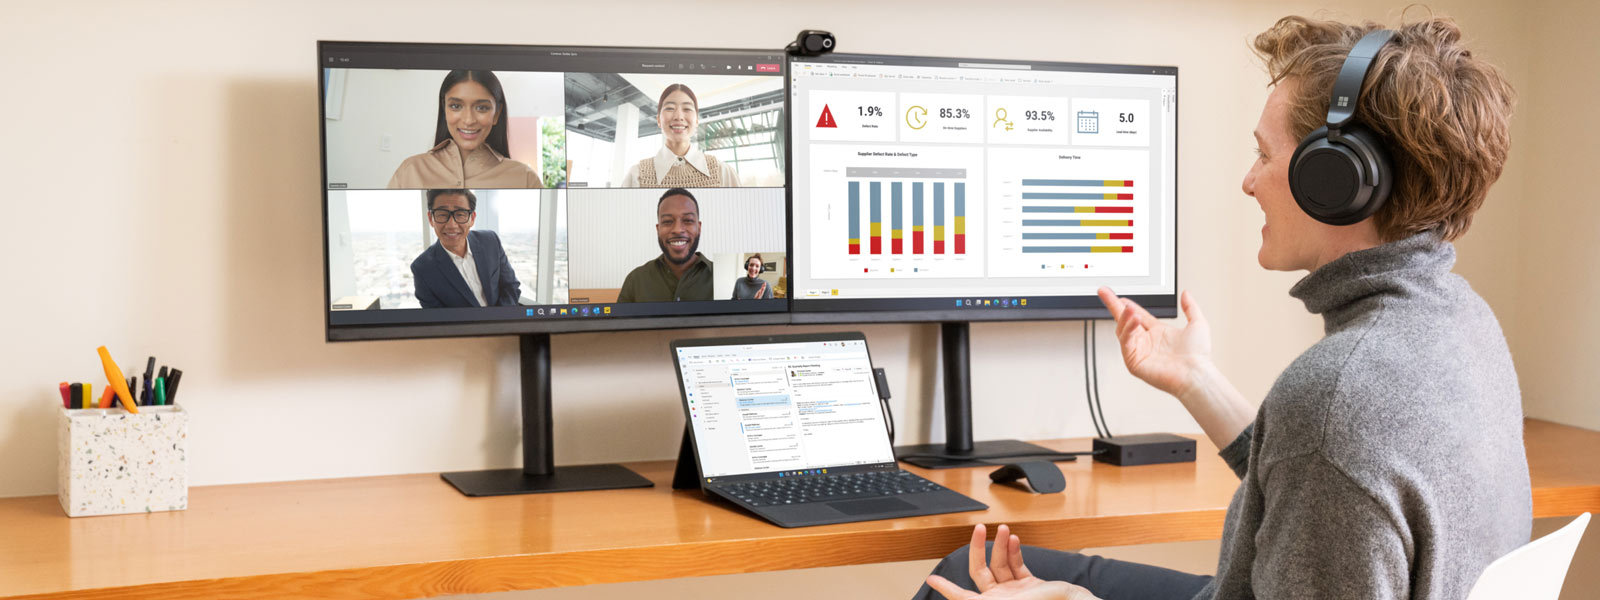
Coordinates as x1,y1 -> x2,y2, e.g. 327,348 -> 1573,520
321,44 -> 789,325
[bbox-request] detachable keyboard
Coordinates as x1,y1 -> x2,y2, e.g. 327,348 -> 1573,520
713,470 -> 944,507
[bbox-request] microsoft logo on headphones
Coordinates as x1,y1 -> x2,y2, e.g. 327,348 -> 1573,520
1337,96 -> 1350,107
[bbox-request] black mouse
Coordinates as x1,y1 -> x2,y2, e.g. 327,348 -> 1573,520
989,461 -> 1066,494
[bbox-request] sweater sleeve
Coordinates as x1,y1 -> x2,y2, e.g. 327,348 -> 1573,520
1219,423 -> 1254,479
1253,453 -> 1410,599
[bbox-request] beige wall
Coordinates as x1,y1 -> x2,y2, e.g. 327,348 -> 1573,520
1505,0 -> 1600,430
0,0 -> 1591,598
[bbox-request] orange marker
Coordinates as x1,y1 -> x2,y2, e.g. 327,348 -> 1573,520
98,386 -> 116,409
96,346 -> 139,414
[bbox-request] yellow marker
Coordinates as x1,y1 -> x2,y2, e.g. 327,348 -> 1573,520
82,383 -> 92,409
96,346 -> 139,414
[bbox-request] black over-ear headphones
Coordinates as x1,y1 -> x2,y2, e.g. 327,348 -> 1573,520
1289,29 -> 1396,226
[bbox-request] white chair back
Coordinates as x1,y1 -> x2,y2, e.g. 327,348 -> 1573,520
1466,512 -> 1590,600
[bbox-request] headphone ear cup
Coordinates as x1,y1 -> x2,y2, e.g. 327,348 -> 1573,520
1335,125 -> 1393,222
1289,125 -> 1393,225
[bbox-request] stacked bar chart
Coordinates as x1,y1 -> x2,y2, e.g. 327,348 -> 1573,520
1017,179 -> 1135,254
848,182 -> 861,254
891,182 -> 903,254
845,167 -> 967,256
912,183 -> 924,254
870,182 -> 882,254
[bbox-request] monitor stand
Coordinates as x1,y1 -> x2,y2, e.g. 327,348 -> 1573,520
895,322 -> 1058,469
441,333 -> 654,496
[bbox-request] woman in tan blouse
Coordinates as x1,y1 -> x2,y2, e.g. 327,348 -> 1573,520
622,83 -> 740,188
388,70 -> 543,189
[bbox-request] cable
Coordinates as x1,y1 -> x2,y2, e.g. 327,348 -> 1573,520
880,396 -> 895,444
1091,321 -> 1112,438
1083,321 -> 1106,438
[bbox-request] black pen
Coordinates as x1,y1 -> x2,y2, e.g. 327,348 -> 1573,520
166,369 -> 183,404
143,357 -> 156,405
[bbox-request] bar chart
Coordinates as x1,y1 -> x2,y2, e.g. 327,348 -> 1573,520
987,147 -> 1151,278
844,167 -> 969,257
806,144 -> 985,280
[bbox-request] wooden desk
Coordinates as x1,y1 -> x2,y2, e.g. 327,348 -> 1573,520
2,419 -> 1595,599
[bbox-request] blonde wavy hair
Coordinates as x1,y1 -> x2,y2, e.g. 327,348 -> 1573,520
1252,14 -> 1515,241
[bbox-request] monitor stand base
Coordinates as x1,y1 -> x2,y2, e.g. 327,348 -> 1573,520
896,439 -> 1061,469
441,464 -> 652,497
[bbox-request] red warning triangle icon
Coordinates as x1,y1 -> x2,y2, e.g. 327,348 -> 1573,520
816,104 -> 838,128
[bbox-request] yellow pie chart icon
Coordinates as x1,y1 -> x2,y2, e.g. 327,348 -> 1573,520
906,105 -> 928,130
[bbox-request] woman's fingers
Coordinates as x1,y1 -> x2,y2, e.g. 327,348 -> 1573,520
1180,290 -> 1206,326
1096,287 -> 1125,321
1124,298 -> 1160,331
926,575 -> 978,600
1008,534 -> 1034,580
967,524 -> 996,590
1116,307 -> 1142,340
990,524 -> 1014,583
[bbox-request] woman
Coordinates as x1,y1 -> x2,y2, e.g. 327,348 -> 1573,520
730,254 -> 773,299
919,15 -> 1526,600
622,83 -> 740,188
388,70 -> 543,189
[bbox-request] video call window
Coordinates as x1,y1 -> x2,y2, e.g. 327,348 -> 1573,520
328,189 -> 566,311
320,43 -> 788,328
563,73 -> 785,188
325,69 -> 565,190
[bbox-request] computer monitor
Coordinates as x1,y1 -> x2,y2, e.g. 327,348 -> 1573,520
785,52 -> 1179,465
318,41 -> 789,494
321,42 -> 789,341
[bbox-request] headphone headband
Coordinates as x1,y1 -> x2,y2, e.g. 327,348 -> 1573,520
1326,30 -> 1395,130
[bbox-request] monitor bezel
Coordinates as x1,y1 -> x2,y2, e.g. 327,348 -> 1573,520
318,40 -> 793,342
782,51 -> 1180,323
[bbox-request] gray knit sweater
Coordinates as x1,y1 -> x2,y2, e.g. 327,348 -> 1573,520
1199,231 -> 1531,599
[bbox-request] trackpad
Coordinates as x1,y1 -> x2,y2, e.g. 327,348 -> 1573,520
828,497 -> 916,515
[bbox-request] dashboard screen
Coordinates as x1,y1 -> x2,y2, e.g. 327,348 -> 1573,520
788,53 -> 1177,315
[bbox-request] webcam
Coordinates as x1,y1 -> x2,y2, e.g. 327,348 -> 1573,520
787,30 -> 835,56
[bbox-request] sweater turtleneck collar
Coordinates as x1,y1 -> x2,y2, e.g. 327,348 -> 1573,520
1289,230 -> 1455,331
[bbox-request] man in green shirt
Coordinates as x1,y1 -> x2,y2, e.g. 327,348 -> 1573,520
617,188 -> 714,302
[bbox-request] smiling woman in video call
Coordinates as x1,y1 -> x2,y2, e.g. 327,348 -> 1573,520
623,83 -> 741,188
731,254 -> 774,300
388,70 -> 543,189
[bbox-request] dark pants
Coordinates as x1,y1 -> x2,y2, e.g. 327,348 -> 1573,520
911,542 -> 1213,600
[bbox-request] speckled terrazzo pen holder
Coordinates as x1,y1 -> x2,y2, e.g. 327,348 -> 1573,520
57,405 -> 188,517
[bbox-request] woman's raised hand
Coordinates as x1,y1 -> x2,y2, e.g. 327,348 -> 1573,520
1095,288 -> 1212,398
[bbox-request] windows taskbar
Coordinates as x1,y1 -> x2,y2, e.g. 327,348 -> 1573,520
788,294 -> 1175,312
329,299 -> 785,327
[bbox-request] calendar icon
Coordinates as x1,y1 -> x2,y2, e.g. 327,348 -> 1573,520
1076,110 -> 1099,134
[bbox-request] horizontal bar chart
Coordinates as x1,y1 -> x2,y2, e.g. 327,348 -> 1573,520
1022,232 -> 1133,240
1022,192 -> 1134,200
1021,219 -> 1133,227
1022,179 -> 1133,187
1022,206 -> 1132,214
1021,246 -> 1134,253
